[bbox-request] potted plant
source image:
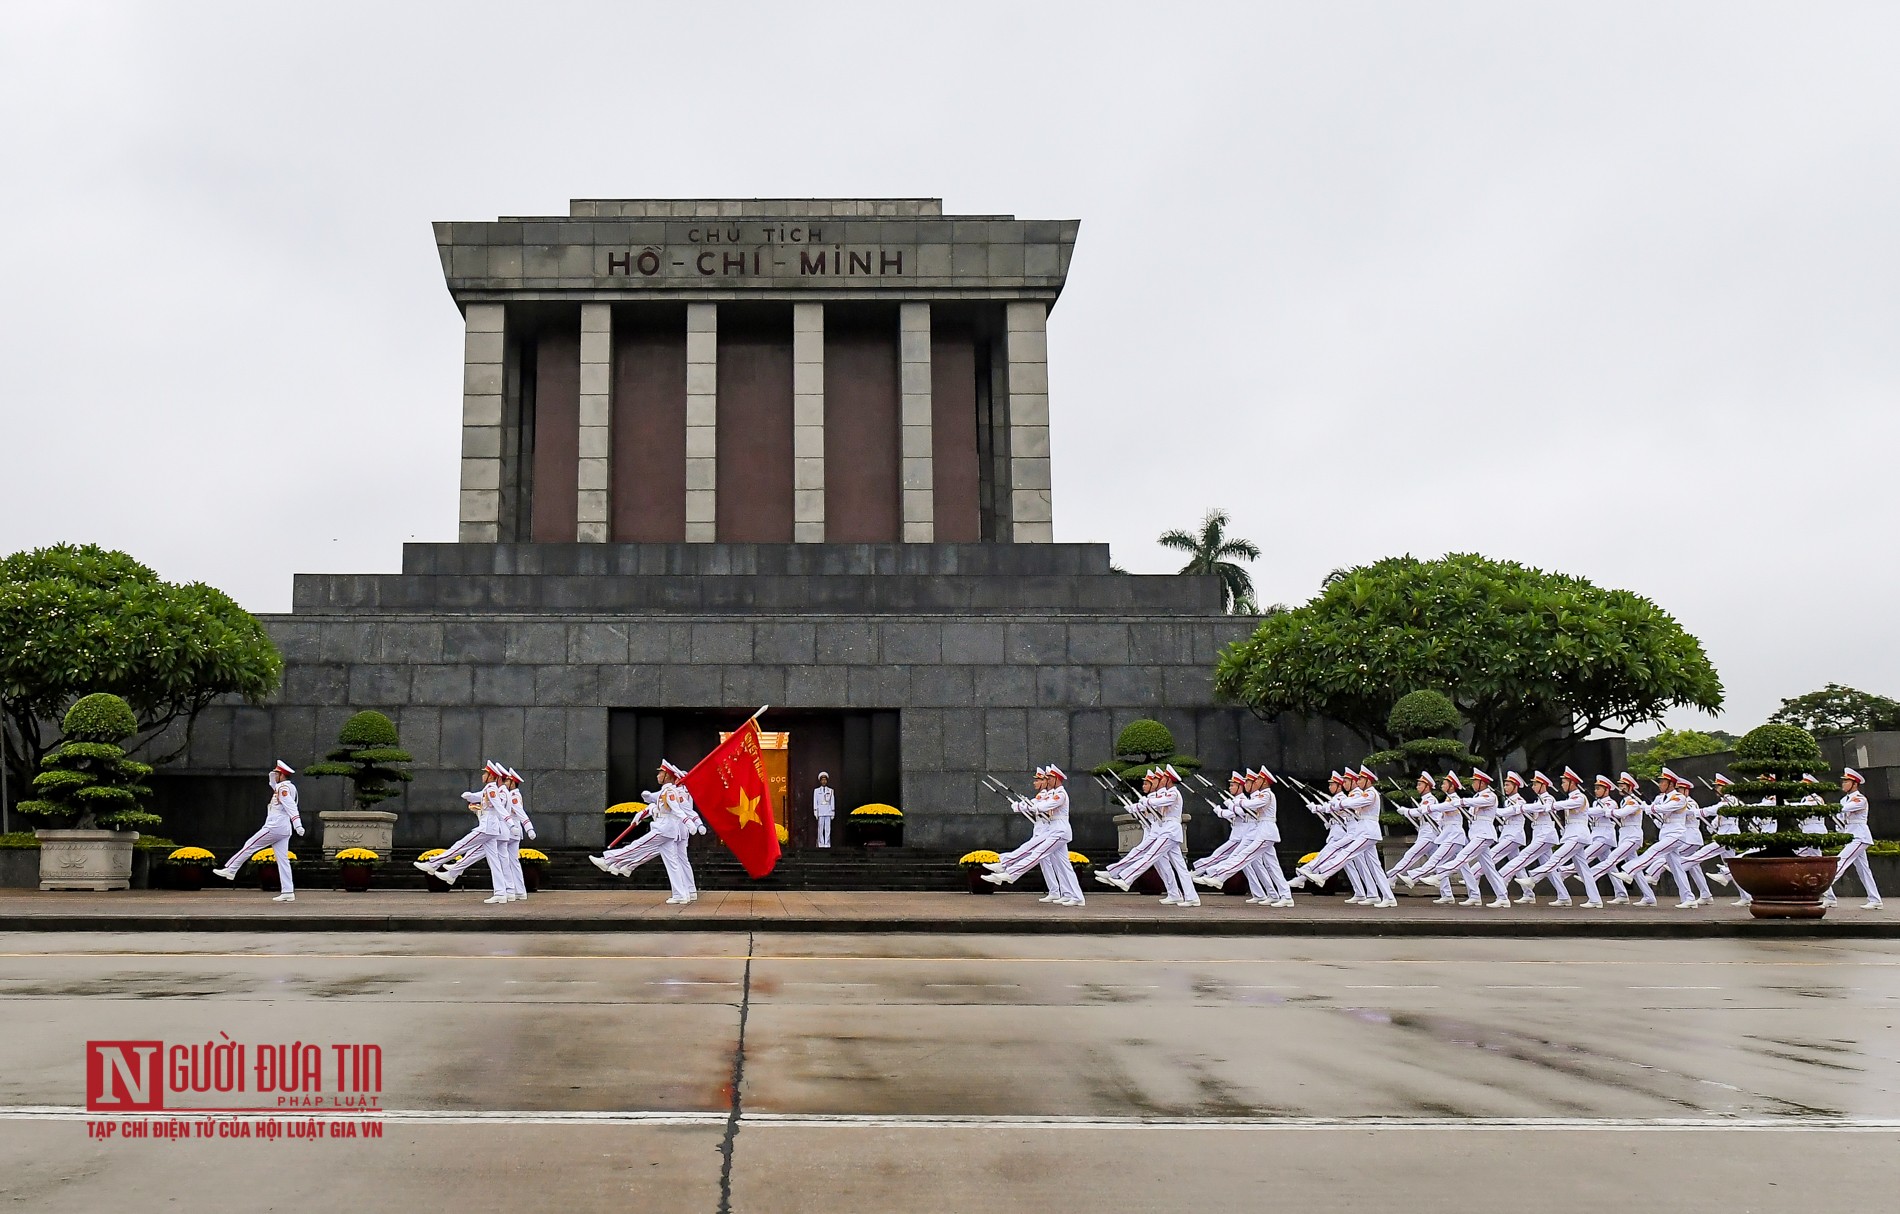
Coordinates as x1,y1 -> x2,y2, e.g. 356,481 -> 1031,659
417,848 -> 454,892
17,693 -> 158,891
165,846 -> 215,891
847,804 -> 904,848
304,711 -> 413,859
518,847 -> 549,892
1363,690 -> 1485,840
249,847 -> 297,892
334,847 -> 381,892
1724,724 -> 1851,919
959,850 -> 1001,893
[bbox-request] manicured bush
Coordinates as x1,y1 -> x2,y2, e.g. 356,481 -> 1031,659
304,710 -> 414,810
15,693 -> 158,830
1725,723 -> 1849,856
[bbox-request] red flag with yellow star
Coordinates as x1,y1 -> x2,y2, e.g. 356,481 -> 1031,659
680,719 -> 782,878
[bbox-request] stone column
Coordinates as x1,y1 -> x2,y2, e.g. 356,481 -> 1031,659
1004,301 -> 1053,542
576,304 -> 613,542
684,304 -> 718,542
792,303 -> 825,542
899,303 -> 934,542
458,303 -> 507,542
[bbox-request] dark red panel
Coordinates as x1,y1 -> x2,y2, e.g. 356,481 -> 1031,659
930,332 -> 981,542
715,319 -> 795,541
611,314 -> 687,541
529,331 -> 580,543
824,322 -> 901,542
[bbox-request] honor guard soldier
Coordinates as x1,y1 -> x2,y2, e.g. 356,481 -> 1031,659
813,772 -> 836,848
214,761 -> 304,902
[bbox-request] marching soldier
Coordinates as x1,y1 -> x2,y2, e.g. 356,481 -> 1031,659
1830,768 -> 1882,909
590,760 -> 702,904
213,760 -> 304,903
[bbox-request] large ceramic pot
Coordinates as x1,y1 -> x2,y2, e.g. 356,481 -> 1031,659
35,830 -> 138,891
338,863 -> 374,893
964,867 -> 996,894
1729,855 -> 1839,919
170,864 -> 208,892
521,864 -> 544,893
848,817 -> 904,848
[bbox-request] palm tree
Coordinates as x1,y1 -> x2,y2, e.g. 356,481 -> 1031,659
1159,508 -> 1260,614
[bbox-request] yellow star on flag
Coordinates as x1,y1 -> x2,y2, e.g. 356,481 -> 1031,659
730,788 -> 762,829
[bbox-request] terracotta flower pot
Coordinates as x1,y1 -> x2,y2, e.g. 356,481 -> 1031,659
339,864 -> 373,893
522,865 -> 544,893
170,864 -> 207,892
965,867 -> 996,894
1729,855 -> 1839,919
257,865 -> 280,893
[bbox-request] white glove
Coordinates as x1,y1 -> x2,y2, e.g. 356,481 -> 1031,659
525,828 -> 536,840
294,826 -> 305,837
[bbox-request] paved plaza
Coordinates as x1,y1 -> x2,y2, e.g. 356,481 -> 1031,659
4,929 -> 1897,1211
0,887 -> 1893,937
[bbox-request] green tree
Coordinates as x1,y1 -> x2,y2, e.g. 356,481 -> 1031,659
1364,689 -> 1485,772
303,711 -> 414,810
1626,727 -> 1733,780
16,693 -> 158,830
1158,509 -> 1260,614
0,544 -> 283,792
1768,684 -> 1900,736
1212,553 -> 1723,766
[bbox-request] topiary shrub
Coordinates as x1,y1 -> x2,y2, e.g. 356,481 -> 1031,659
304,710 -> 414,810
1725,722 -> 1850,856
1090,717 -> 1202,785
1386,690 -> 1462,741
1114,719 -> 1175,761
16,693 -> 159,830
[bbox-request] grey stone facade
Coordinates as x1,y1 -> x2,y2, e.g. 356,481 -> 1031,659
167,543 -> 1369,856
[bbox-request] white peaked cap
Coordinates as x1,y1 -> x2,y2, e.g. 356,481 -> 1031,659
1470,769 -> 1493,785
1531,771 -> 1552,786
660,760 -> 686,778
1561,766 -> 1582,783
1328,770 -> 1342,781
1443,771 -> 1464,790
1842,767 -> 1865,784
1046,765 -> 1066,781
272,760 -> 295,776
1162,765 -> 1181,781
1657,768 -> 1682,784
506,766 -> 522,781
1033,766 -> 1047,776
1258,769 -> 1277,785
1418,771 -> 1435,782
1800,773 -> 1819,783
1358,765 -> 1376,778
1231,770 -> 1244,781
817,771 -> 828,779
482,760 -> 500,778
1618,772 -> 1637,786
1504,771 -> 1524,786
1593,774 -> 1613,787
1713,773 -> 1734,787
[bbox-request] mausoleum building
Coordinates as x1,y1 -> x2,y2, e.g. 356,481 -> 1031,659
167,199 -> 1362,857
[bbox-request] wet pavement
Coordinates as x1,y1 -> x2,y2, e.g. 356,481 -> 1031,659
2,887 -> 1893,937
3,931 -> 1897,1211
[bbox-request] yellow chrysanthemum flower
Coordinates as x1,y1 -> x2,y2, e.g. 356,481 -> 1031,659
250,848 -> 296,863
335,848 -> 381,861
1067,851 -> 1089,865
850,803 -> 902,817
518,848 -> 549,863
166,846 -> 215,862
959,850 -> 1002,865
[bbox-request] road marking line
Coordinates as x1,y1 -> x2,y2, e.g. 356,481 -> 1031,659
1483,985 -> 1580,990
1347,985 -> 1440,990
3,1106 -> 1897,1132
1631,985 -> 1722,990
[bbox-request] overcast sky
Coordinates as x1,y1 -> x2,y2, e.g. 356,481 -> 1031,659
2,2 -> 1895,734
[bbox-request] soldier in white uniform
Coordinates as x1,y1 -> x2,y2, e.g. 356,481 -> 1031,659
591,760 -> 702,903
1526,768 -> 1601,907
1401,772 -> 1468,903
1426,769 -> 1514,908
1116,766 -> 1199,906
1498,772 -> 1562,902
214,760 -> 305,902
984,766 -> 1083,905
414,761 -> 500,885
501,766 -> 535,901
1385,772 -> 1441,889
813,773 -> 836,848
1829,767 -> 1881,909
1617,770 -> 1699,908
1590,773 -> 1656,906
1194,768 -> 1291,905
435,763 -> 513,904
1490,773 -> 1529,870
1298,769 -> 1395,906
1192,771 -> 1253,884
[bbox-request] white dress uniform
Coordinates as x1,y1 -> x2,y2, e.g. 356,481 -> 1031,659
415,762 -> 502,882
502,772 -> 535,900
1527,781 -> 1599,906
1385,783 -> 1440,886
1625,785 -> 1699,908
1443,782 -> 1513,906
813,777 -> 836,849
216,761 -> 304,900
1119,772 -> 1198,906
1491,786 -> 1529,868
1829,772 -> 1881,908
985,770 -> 1083,905
437,776 -> 512,902
592,762 -> 701,903
1498,779 -> 1562,900
1193,772 -> 1291,905
1593,790 -> 1656,905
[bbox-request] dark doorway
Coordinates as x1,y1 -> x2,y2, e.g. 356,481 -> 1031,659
607,708 -> 900,849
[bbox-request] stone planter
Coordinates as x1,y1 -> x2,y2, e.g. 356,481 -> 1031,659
35,830 -> 138,891
318,810 -> 398,860
1112,811 -> 1191,853
1730,855 -> 1840,919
